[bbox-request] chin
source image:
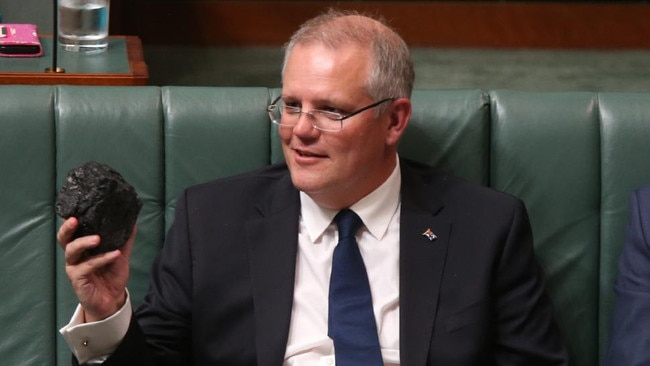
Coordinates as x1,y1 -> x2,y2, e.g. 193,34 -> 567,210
289,170 -> 328,194
289,175 -> 318,193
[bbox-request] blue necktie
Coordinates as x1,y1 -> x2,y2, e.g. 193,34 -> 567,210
328,209 -> 383,366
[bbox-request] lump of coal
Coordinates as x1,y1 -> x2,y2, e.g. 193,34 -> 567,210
55,161 -> 142,256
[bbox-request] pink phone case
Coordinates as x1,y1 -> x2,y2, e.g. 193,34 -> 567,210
0,23 -> 44,57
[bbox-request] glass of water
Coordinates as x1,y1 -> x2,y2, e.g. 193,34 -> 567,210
58,0 -> 110,54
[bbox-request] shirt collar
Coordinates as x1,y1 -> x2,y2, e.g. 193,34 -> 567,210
300,157 -> 401,243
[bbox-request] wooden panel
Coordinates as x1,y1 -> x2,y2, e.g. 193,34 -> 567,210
0,36 -> 149,86
119,1 -> 650,49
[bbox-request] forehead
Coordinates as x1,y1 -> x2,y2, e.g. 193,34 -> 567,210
282,43 -> 371,102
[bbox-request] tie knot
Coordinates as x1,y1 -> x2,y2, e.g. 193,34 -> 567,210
334,209 -> 363,239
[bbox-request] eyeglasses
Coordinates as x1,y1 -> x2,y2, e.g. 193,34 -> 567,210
267,96 -> 396,132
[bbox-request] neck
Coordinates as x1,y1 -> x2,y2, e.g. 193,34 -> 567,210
309,156 -> 398,210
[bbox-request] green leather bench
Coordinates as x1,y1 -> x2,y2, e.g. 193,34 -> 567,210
2,86 -> 649,366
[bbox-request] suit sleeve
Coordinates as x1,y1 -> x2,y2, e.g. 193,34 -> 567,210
75,191 -> 195,366
604,187 -> 650,366
493,199 -> 569,365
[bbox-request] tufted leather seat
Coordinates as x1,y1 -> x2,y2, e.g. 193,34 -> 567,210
1,86 -> 649,366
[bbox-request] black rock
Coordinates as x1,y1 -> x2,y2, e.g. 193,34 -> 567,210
55,161 -> 142,256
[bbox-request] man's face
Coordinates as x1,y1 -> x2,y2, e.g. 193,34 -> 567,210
279,43 -> 400,209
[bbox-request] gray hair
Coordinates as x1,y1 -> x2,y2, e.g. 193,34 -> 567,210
282,9 -> 415,100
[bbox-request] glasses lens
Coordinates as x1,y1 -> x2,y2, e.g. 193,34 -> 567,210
268,99 -> 283,125
280,102 -> 300,126
311,111 -> 342,131
267,99 -> 343,131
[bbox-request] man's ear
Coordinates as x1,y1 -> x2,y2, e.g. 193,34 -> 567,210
386,98 -> 412,147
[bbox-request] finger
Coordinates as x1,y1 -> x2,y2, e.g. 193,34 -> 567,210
64,235 -> 101,265
66,250 -> 123,289
57,217 -> 78,248
74,249 -> 122,274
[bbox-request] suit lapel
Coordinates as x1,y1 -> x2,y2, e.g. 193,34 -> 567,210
243,161 -> 452,366
399,162 -> 451,366
245,174 -> 300,366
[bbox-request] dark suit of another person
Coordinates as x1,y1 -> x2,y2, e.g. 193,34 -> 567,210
76,160 -> 568,366
605,184 -> 650,366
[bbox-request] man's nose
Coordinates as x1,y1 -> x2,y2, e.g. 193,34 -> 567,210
293,112 -> 318,135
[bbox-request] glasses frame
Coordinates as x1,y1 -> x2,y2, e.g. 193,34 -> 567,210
267,96 -> 396,132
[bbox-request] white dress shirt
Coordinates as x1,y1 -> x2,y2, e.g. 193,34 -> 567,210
284,162 -> 401,366
60,291 -> 131,364
60,161 -> 402,366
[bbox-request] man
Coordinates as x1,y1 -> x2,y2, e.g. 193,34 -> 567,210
604,184 -> 650,366
58,9 -> 569,366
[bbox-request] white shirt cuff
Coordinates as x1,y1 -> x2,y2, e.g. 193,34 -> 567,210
59,290 -> 132,365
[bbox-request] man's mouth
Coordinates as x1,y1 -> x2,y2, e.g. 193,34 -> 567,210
295,149 -> 326,158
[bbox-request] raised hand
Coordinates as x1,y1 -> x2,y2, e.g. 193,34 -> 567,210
57,217 -> 136,323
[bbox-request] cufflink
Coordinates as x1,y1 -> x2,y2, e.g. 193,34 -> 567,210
422,228 -> 437,241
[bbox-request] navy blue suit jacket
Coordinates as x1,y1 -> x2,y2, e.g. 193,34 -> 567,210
605,185 -> 650,366
77,160 -> 568,366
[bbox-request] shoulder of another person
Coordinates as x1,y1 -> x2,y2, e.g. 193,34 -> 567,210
635,184 -> 650,203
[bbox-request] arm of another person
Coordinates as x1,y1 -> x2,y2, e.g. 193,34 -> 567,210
604,186 -> 650,366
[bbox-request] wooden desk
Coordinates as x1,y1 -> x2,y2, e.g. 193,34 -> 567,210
0,36 -> 148,86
